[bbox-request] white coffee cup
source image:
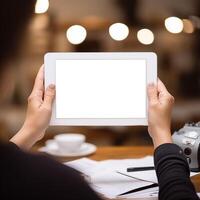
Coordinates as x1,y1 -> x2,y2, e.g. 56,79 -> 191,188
54,133 -> 85,153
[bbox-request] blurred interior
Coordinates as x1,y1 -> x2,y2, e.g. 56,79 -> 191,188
0,0 -> 200,147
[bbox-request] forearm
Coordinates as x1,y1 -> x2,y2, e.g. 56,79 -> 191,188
10,124 -> 42,150
151,130 -> 172,149
154,143 -> 199,200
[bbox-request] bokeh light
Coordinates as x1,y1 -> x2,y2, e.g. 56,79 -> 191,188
183,19 -> 194,34
35,0 -> 49,14
137,29 -> 154,45
165,16 -> 183,34
109,23 -> 129,41
66,25 -> 87,45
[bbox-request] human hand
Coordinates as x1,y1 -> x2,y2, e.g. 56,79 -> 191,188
10,66 -> 55,149
147,79 -> 174,149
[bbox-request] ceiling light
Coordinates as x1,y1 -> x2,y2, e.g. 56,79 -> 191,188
165,16 -> 183,34
109,23 -> 129,41
66,25 -> 87,45
137,29 -> 154,45
35,0 -> 49,14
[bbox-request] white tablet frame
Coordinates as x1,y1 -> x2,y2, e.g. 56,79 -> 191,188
44,52 -> 157,126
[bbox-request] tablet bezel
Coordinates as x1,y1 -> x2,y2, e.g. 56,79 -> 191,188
44,52 -> 157,126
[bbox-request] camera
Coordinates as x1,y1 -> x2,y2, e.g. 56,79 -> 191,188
172,122 -> 200,172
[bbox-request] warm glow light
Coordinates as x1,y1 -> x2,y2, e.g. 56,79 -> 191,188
183,19 -> 194,34
189,16 -> 200,29
109,23 -> 129,41
165,17 -> 183,34
35,0 -> 49,14
66,25 -> 87,45
137,29 -> 154,45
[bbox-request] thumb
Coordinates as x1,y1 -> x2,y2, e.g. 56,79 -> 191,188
147,83 -> 158,105
43,84 -> 56,109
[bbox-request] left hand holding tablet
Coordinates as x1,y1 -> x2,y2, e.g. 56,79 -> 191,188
10,65 -> 55,149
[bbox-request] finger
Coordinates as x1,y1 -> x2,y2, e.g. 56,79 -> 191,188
43,84 -> 56,109
31,65 -> 44,98
157,79 -> 174,103
147,83 -> 158,105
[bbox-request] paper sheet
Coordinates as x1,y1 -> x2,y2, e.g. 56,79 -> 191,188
66,157 -> 154,198
65,157 -> 200,199
118,167 -> 199,184
67,158 -> 98,176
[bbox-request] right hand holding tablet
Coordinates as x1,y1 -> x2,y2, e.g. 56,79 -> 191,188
147,79 -> 174,148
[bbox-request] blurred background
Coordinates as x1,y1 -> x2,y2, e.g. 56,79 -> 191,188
0,0 -> 200,147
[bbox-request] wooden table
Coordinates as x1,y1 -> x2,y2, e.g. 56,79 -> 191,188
89,146 -> 154,160
42,145 -> 200,194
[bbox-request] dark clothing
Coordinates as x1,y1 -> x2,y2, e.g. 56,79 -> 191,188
0,142 -> 101,200
0,142 -> 199,200
154,143 -> 199,200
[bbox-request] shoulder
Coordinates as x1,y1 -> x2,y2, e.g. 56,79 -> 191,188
0,142 -> 80,179
0,142 -> 101,199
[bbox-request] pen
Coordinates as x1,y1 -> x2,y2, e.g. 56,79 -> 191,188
127,166 -> 155,172
118,183 -> 158,196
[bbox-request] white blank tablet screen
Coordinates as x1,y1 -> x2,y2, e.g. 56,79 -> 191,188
56,60 -> 146,119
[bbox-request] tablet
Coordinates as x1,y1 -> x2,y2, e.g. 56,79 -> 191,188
44,52 -> 157,126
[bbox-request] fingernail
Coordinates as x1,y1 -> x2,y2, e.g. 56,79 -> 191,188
49,84 -> 55,89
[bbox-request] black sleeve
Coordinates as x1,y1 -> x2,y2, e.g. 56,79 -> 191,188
0,142 -> 102,200
154,143 -> 199,200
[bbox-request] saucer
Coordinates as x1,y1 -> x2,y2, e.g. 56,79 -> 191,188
38,140 -> 97,157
